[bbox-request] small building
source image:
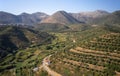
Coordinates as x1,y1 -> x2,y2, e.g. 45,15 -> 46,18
33,67 -> 39,72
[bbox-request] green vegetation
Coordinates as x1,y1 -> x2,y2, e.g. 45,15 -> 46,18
0,45 -> 54,76
35,23 -> 70,32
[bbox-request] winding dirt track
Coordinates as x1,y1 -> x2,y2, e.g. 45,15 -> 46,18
42,55 -> 62,76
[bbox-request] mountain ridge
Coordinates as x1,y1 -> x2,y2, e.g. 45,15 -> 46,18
0,10 -> 120,25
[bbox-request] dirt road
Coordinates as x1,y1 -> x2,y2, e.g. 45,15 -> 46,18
42,55 -> 62,76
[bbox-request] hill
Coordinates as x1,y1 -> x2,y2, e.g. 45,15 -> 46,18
35,23 -> 70,31
0,26 -> 54,58
41,11 -> 81,24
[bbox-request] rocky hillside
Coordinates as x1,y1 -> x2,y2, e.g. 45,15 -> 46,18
41,11 -> 81,24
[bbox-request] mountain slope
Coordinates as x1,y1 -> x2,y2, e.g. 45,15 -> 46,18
41,11 -> 80,24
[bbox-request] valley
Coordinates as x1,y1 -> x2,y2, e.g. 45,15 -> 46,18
0,10 -> 120,76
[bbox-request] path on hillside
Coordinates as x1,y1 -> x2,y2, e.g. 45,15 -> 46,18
41,55 -> 62,76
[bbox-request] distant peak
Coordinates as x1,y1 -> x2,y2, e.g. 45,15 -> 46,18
95,10 -> 109,13
32,12 -> 48,15
21,12 -> 30,15
55,10 -> 67,14
0,11 -> 12,14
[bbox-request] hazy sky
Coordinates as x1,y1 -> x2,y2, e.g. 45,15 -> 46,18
0,0 -> 120,15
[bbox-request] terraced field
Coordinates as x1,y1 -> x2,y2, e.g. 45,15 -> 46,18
49,32 -> 120,76
50,48 -> 120,76
82,33 -> 120,53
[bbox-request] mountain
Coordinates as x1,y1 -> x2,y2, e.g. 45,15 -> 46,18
0,26 -> 54,58
1,10 -> 120,25
41,11 -> 81,24
0,11 -> 20,24
70,10 -> 110,23
92,10 -> 120,25
18,12 -> 48,25
0,11 -> 48,25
